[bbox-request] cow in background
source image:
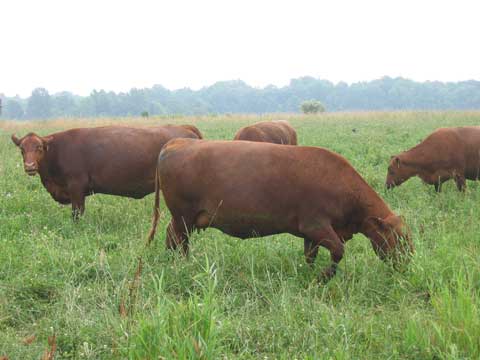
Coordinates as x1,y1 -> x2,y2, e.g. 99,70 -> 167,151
234,120 -> 297,145
386,126 -> 480,192
12,124 -> 203,219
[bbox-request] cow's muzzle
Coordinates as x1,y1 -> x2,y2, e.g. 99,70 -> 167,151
24,162 -> 38,176
385,182 -> 395,190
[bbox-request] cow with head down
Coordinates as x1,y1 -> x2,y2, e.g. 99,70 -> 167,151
147,139 -> 413,281
234,120 -> 297,145
386,126 -> 480,192
11,125 -> 202,219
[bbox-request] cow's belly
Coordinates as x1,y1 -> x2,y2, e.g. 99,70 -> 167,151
91,187 -> 153,199
90,177 -> 155,199
43,179 -> 71,204
465,167 -> 480,180
214,223 -> 292,239
198,205 -> 300,240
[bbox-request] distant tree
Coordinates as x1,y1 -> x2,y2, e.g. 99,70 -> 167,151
76,97 -> 95,117
126,88 -> 149,116
300,100 -> 325,114
91,90 -> 112,116
4,99 -> 25,119
26,88 -> 52,119
4,77 -> 480,119
141,111 -> 149,117
52,92 -> 77,117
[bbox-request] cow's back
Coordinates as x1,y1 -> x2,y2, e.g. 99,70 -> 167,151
271,120 -> 297,145
51,125 -> 201,198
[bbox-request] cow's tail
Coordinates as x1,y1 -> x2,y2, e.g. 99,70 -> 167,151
147,166 -> 161,245
183,124 -> 203,139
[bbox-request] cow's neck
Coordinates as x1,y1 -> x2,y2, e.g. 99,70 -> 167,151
38,148 -> 59,183
400,145 -> 431,171
357,189 -> 393,237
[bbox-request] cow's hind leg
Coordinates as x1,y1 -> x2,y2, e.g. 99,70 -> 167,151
166,217 -> 192,256
302,225 -> 344,282
454,173 -> 466,192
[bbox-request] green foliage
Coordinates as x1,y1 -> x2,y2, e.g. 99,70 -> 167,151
1,112 -> 480,359
2,77 -> 480,120
301,99 -> 325,114
129,266 -> 220,359
140,111 -> 149,118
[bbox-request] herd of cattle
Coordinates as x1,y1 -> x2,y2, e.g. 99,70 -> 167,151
11,121 -> 480,280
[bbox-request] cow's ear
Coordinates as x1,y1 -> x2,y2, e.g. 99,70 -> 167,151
365,216 -> 390,232
11,134 -> 21,147
392,156 -> 401,168
43,136 -> 53,151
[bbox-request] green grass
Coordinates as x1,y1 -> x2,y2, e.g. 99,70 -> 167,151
1,112 -> 479,359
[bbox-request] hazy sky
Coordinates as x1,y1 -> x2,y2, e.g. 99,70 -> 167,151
1,0 -> 479,97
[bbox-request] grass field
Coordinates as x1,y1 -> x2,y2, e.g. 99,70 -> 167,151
1,112 -> 479,359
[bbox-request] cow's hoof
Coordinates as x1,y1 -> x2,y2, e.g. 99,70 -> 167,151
318,267 -> 336,283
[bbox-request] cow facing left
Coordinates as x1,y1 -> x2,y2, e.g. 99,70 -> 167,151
11,125 -> 203,219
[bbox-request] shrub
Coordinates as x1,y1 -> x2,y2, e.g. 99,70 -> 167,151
300,100 -> 325,114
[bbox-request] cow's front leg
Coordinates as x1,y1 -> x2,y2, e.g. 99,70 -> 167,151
71,196 -> 85,221
301,225 -> 344,282
304,237 -> 319,265
68,179 -> 87,221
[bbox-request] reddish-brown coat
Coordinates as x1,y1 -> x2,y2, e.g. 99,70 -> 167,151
386,126 -> 480,192
233,120 -> 298,145
148,139 -> 413,280
11,125 -> 202,219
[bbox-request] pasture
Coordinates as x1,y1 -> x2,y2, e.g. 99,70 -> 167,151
0,112 -> 479,359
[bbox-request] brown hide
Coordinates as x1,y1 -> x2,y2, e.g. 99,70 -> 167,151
11,124 -> 202,219
148,139 -> 413,281
233,120 -> 297,145
386,126 -> 480,192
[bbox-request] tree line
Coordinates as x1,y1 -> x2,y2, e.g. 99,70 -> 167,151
1,76 -> 480,119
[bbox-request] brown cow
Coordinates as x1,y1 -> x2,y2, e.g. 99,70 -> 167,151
148,139 -> 413,281
233,120 -> 297,145
11,125 -> 202,219
386,126 -> 480,192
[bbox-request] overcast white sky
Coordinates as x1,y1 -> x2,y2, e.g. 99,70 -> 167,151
1,0 -> 479,97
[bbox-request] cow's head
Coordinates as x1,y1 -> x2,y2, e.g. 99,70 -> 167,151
364,214 -> 414,265
385,155 -> 416,189
11,133 -> 53,176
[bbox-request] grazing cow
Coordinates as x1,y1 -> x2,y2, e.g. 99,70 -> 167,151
148,139 -> 413,281
11,125 -> 202,219
233,120 -> 297,145
386,126 -> 480,192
